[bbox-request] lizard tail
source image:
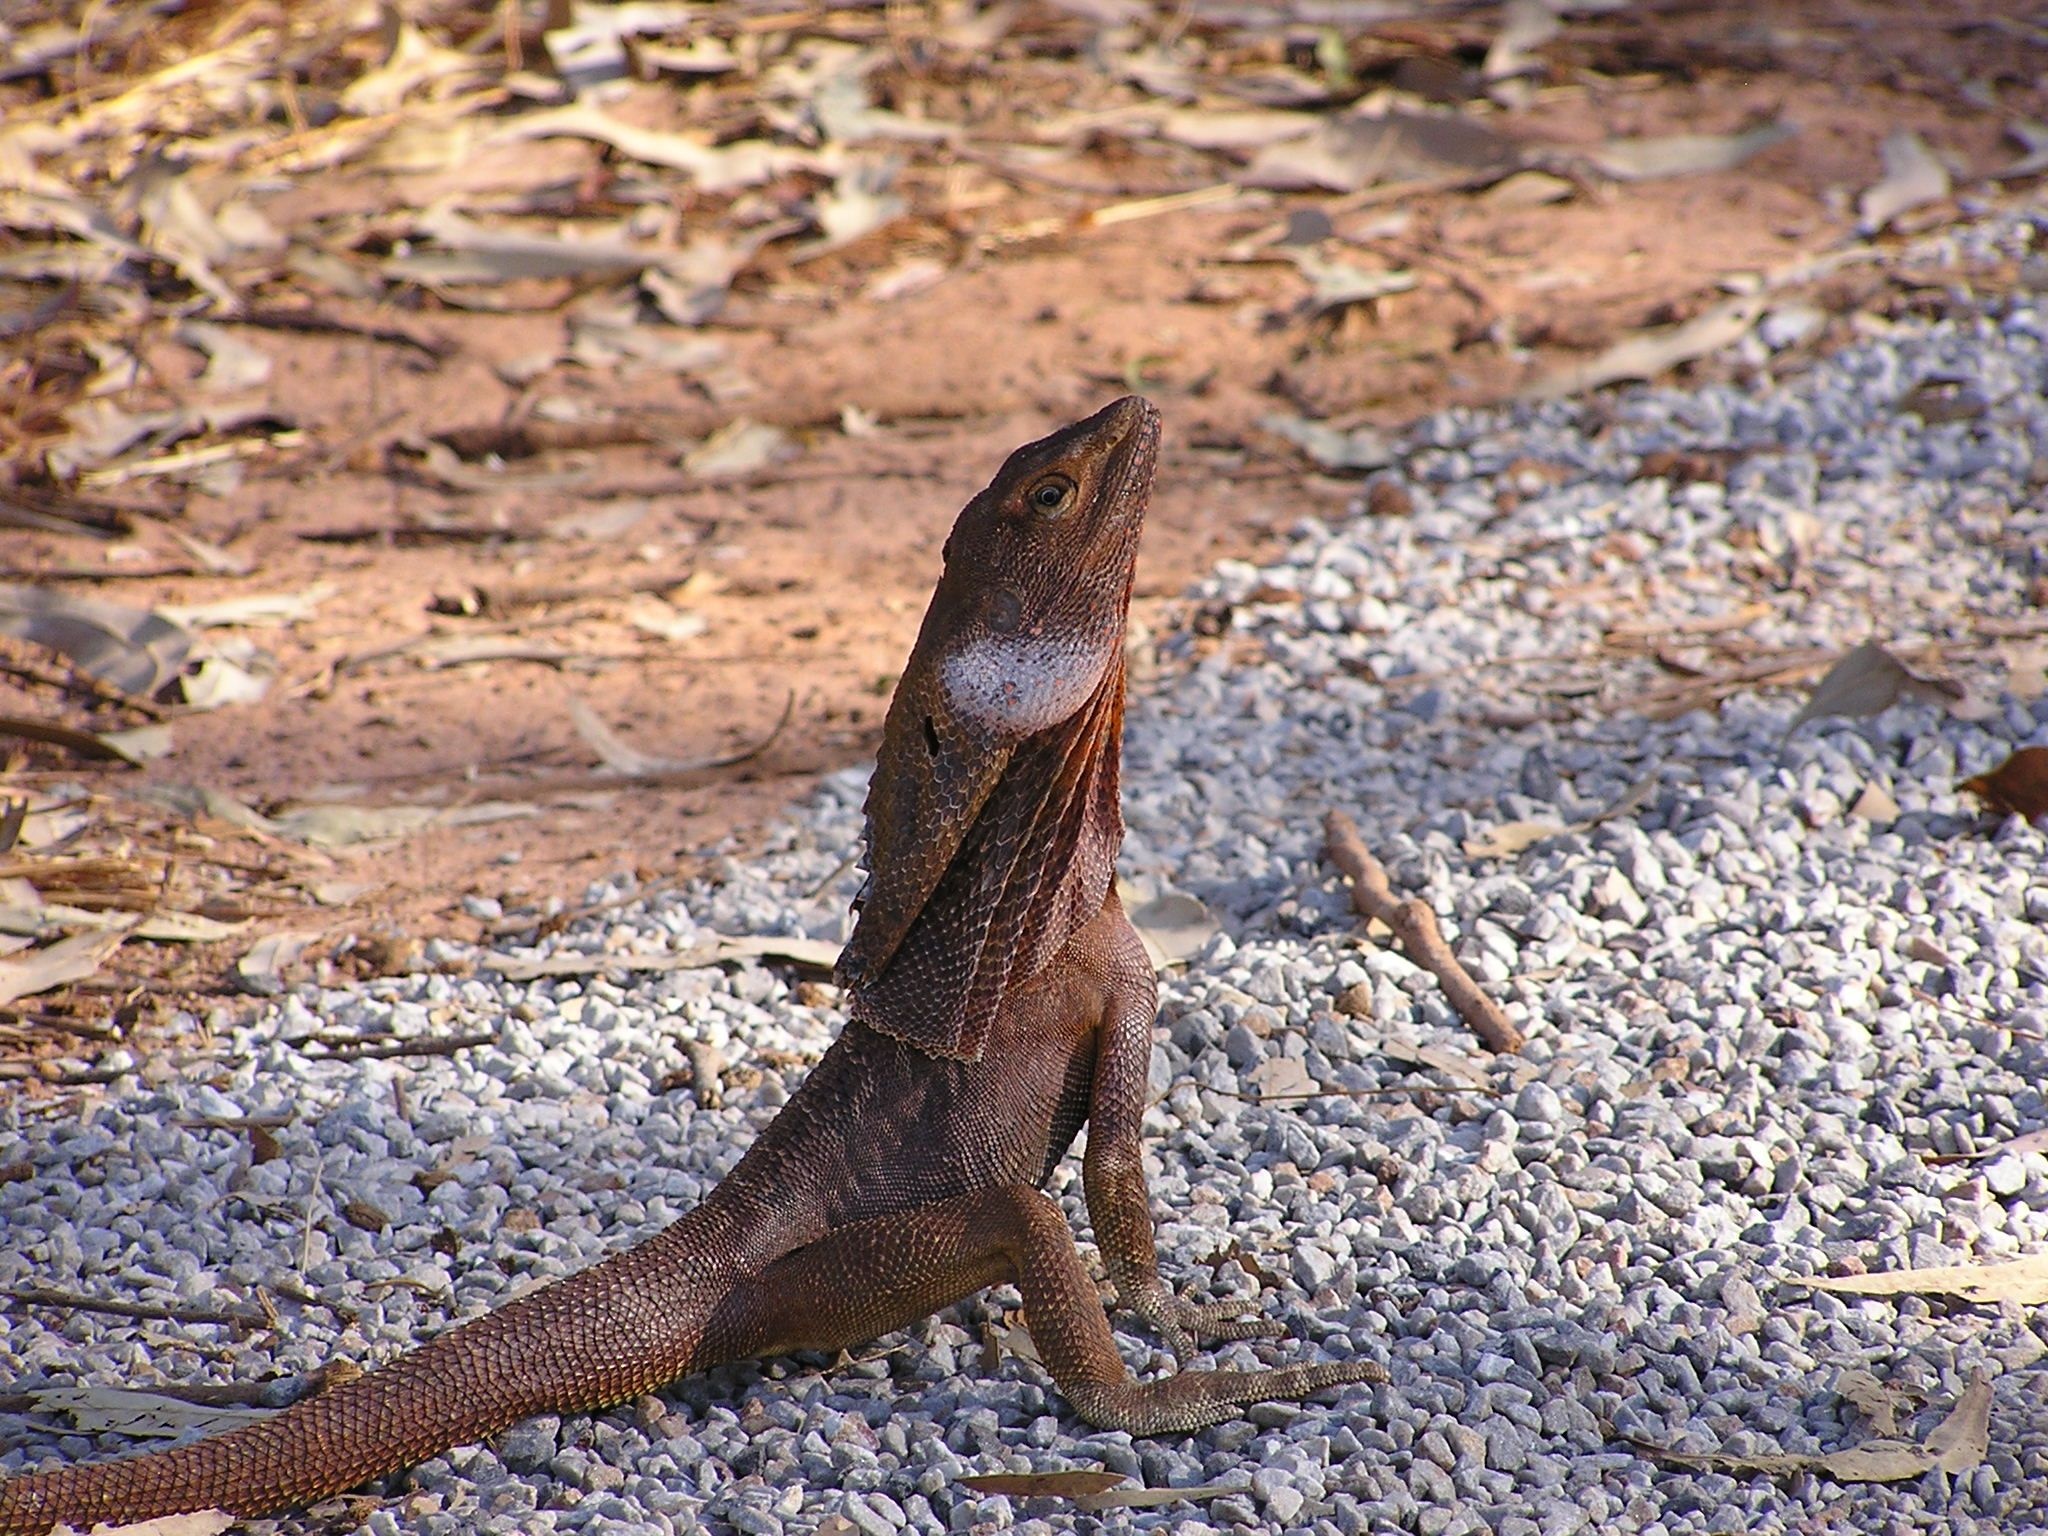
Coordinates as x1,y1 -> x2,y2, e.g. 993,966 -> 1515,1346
0,1224 -> 717,1533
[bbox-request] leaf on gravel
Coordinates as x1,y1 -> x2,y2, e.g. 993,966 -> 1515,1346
1959,747 -> 2048,820
1523,295 -> 1762,400
1857,129 -> 1951,235
1376,1036 -> 1492,1090
1846,781 -> 1899,823
0,584 -> 192,696
1239,111 -> 1519,192
1835,1369 -> 1910,1437
1463,819 -> 1570,858
683,420 -> 793,479
1126,889 -> 1221,968
1805,1254 -> 2048,1306
33,1384 -> 268,1440
1258,412 -> 1393,473
956,1470 -> 1131,1502
88,1511 -> 238,1536
0,923 -> 131,1006
1583,120 -> 1795,182
1924,1370 -> 1994,1473
1640,1371 -> 1990,1483
1247,1055 -> 1317,1100
236,929 -> 320,988
492,933 -> 841,982
1787,642 -> 1957,734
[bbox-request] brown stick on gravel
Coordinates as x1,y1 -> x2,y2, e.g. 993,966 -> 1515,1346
1322,809 -> 1525,1054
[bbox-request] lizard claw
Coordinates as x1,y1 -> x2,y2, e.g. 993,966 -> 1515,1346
1120,1283 -> 1285,1361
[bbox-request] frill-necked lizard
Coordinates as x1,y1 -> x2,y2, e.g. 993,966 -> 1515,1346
0,397 -> 1383,1532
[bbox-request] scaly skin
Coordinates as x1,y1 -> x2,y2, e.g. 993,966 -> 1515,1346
0,397 -> 1384,1533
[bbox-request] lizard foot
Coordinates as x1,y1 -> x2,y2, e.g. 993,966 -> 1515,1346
1118,1282 -> 1285,1361
1067,1356 -> 1388,1437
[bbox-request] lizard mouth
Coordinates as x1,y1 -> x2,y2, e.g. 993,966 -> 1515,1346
1092,395 -> 1162,522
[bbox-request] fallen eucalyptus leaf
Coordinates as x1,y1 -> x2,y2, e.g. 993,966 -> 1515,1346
1787,642 -> 1957,735
1257,413 -> 1393,473
0,922 -> 132,1006
1803,1254 -> 2048,1306
28,1384 -> 268,1441
684,421 -> 793,479
0,584 -> 192,696
1958,747 -> 2048,820
1287,251 -> 1418,316
1462,819 -> 1569,859
1524,295 -> 1762,399
1126,889 -> 1222,968
1858,129 -> 1951,235
1584,120 -> 1795,182
1239,110 -> 1518,192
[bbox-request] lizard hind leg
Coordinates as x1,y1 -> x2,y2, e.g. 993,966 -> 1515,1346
691,1187 -> 1383,1439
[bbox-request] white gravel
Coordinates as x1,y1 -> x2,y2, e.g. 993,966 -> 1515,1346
4,211 -> 2047,1536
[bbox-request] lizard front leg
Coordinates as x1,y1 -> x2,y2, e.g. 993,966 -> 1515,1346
691,1188 -> 1375,1436
1080,910 -> 1375,1368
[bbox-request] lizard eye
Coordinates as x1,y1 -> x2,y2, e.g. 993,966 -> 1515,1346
1027,475 -> 1076,516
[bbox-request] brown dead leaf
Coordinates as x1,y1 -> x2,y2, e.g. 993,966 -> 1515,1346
1959,747 -> 2048,820
1835,1369 -> 1910,1437
1583,120 -> 1796,182
0,584 -> 192,697
1246,1055 -> 1317,1100
1524,295 -> 1763,400
1462,819 -> 1569,859
1239,111 -> 1518,193
956,1470 -> 1131,1502
1804,1253 -> 2048,1306
1639,1371 -> 1990,1484
0,923 -> 132,1006
1787,641 -> 1958,735
1858,130 -> 1951,234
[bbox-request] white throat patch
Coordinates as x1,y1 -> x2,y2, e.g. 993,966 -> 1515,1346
939,631 -> 1109,733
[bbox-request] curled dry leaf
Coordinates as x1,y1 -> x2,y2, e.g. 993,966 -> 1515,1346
0,583 -> 192,697
1958,746 -> 2048,820
1640,1370 -> 1991,1484
1787,641 -> 1958,735
1804,1253 -> 2048,1306
1257,412 -> 1394,473
683,420 -> 794,479
1123,888 -> 1221,969
0,922 -> 133,1007
30,1384 -> 270,1440
1583,120 -> 1796,182
1239,110 -> 1519,193
1524,295 -> 1763,400
1858,129 -> 1951,234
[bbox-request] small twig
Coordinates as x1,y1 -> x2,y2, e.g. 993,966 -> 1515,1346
1322,809 -> 1525,1054
4,1284 -> 272,1331
286,1030 -> 497,1060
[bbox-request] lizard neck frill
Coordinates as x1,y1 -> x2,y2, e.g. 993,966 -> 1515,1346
844,649 -> 1127,1062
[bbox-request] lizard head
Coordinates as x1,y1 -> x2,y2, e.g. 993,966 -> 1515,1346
838,396 -> 1159,1059
931,393 -> 1158,736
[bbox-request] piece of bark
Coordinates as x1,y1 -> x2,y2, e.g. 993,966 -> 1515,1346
1322,809 -> 1525,1054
